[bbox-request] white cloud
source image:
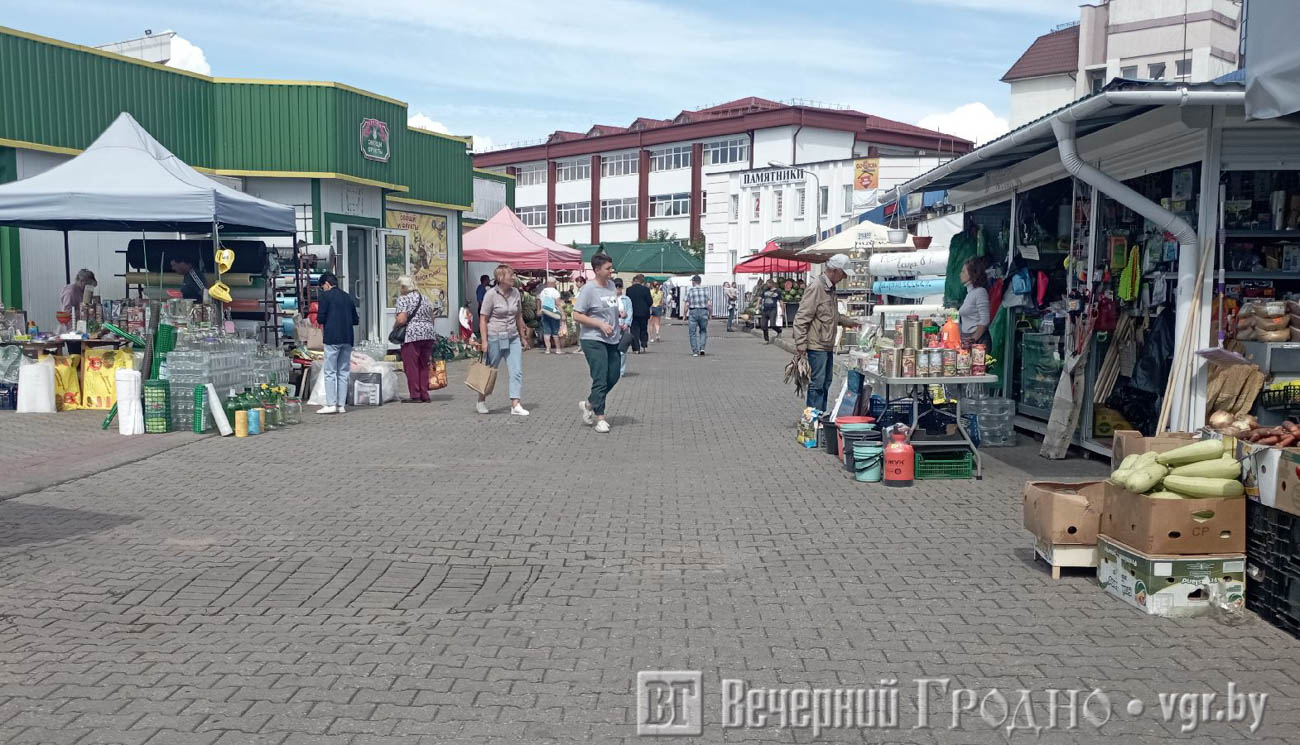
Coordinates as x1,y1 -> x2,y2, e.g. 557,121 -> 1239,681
917,103 -> 1009,146
166,34 -> 211,75
906,0 -> 1079,16
470,135 -> 494,153
408,112 -> 451,134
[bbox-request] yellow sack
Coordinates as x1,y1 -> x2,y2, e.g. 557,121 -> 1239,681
81,347 -> 133,410
53,354 -> 82,410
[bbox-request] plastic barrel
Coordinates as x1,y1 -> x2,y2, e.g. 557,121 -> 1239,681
854,443 -> 884,482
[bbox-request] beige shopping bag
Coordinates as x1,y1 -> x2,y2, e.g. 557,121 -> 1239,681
464,356 -> 497,396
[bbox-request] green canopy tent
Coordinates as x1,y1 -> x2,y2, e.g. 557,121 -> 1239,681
574,241 -> 703,275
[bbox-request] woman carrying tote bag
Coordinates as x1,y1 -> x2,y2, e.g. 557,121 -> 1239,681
393,276 -> 437,403
476,264 -> 530,416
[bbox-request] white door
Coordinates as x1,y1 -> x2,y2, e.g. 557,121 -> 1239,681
379,229 -> 411,344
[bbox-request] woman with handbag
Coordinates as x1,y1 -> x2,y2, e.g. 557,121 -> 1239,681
538,278 -> 563,354
392,276 -> 437,403
477,264 -> 530,416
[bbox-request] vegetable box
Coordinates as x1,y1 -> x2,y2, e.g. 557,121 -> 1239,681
1110,430 -> 1196,470
1022,480 -> 1105,545
1101,481 -> 1245,555
1097,535 -> 1245,618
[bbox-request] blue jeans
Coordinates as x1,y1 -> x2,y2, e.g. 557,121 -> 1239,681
688,309 -> 709,354
323,343 -> 351,407
805,350 -> 834,413
486,335 -> 523,400
727,305 -> 736,331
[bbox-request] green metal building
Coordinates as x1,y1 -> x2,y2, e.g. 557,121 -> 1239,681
0,24 -> 505,339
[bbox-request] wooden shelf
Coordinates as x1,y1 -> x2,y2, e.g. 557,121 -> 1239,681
1224,230 -> 1300,239
1224,272 -> 1300,280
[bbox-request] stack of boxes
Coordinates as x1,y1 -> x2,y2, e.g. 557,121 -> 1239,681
1243,444 -> 1300,637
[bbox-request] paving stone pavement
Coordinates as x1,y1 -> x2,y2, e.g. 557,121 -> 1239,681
0,321 -> 1296,744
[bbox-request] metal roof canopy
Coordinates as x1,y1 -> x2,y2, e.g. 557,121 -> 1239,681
885,81 -> 1246,201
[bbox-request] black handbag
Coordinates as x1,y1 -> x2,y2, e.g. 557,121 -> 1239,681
389,293 -> 423,345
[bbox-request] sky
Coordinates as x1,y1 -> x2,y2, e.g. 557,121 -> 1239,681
1,0 -> 1085,150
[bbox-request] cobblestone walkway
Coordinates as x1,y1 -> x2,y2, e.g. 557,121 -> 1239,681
0,323 -> 1295,744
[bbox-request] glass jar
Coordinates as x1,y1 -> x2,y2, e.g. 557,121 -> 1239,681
283,398 -> 302,425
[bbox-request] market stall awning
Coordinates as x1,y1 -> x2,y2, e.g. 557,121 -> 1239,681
0,112 -> 296,234
574,241 -> 703,274
733,243 -> 809,274
799,220 -> 900,256
462,207 -> 584,270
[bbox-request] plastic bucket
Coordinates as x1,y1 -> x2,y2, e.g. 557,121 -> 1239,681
823,420 -> 839,456
841,428 -> 880,472
854,443 -> 884,482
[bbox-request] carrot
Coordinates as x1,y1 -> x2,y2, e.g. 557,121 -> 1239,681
1258,436 -> 1281,446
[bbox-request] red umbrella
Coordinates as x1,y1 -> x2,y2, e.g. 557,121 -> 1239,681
733,241 -> 810,274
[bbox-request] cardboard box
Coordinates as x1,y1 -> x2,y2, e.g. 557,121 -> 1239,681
1023,481 -> 1105,545
1110,430 -> 1197,469
1101,481 -> 1245,555
1238,440 -> 1282,507
1274,448 -> 1300,518
1097,535 -> 1244,618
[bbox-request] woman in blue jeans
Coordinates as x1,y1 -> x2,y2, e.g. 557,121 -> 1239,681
476,264 -> 530,416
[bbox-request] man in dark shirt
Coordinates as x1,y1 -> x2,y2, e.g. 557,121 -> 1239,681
169,258 -> 207,302
474,274 -> 492,336
625,274 -> 653,354
760,280 -> 783,343
315,272 -> 359,414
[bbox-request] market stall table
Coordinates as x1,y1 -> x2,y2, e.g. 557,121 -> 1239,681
863,370 -> 998,479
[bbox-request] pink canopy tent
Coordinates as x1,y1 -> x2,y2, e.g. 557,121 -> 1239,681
462,207 -> 583,270
733,241 -> 810,274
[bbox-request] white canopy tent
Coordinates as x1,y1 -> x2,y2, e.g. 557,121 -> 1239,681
798,220 -> 902,256
0,112 -> 295,283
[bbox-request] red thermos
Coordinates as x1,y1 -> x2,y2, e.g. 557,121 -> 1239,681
884,429 -> 915,487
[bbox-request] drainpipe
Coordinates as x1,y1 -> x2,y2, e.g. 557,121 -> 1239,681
1050,116 -> 1202,430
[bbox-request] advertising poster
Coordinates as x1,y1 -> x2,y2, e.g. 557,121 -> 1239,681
853,158 -> 880,191
384,209 -> 449,317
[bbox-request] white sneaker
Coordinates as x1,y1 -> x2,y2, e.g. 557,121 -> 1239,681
594,420 -> 611,434
337,406 -> 346,414
511,403 -> 530,416
692,352 -> 699,357
476,401 -> 489,414
317,406 -> 337,415
578,399 -> 595,425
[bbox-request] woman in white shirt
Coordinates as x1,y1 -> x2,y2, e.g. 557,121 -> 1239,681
958,257 -> 991,347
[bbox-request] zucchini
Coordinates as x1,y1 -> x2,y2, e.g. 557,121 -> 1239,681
1161,474 -> 1244,498
1116,454 -> 1141,472
1127,464 -> 1168,493
1155,439 -> 1225,466
1168,455 -> 1242,480
1147,491 -> 1185,500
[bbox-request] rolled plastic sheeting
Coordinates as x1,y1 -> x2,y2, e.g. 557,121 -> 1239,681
873,277 -> 945,298
867,249 -> 949,276
115,369 -> 145,435
205,383 -> 233,436
16,357 -> 56,413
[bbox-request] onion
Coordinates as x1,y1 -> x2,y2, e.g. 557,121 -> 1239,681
1208,411 -> 1235,429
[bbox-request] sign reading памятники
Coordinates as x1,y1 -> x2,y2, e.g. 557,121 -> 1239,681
742,167 -> 804,187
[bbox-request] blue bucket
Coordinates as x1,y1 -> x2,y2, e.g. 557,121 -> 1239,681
853,443 -> 884,482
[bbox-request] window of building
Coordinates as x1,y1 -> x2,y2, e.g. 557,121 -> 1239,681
599,198 -> 638,222
555,201 -> 591,225
843,184 -> 854,215
703,137 -> 749,165
1148,62 -> 1166,80
554,159 -> 591,183
730,194 -> 739,221
819,186 -> 829,217
751,193 -> 761,221
649,145 -> 691,171
796,188 -> 806,218
602,152 -> 638,177
1176,58 -> 1192,77
294,205 -> 313,245
1120,65 -> 1138,79
1088,70 -> 1106,94
517,205 -> 547,227
649,192 -> 691,218
516,163 -> 546,187
701,191 -> 708,216
774,190 -> 784,219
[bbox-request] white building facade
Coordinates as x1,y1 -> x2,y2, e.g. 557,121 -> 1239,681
1004,0 -> 1243,128
474,98 -> 970,281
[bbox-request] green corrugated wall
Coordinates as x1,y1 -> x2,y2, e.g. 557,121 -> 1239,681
0,146 -> 18,308
0,27 -> 471,205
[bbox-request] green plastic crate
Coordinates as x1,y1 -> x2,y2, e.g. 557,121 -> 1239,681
914,450 -> 973,480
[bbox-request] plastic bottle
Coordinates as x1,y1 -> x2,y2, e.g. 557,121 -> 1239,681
941,314 -> 962,349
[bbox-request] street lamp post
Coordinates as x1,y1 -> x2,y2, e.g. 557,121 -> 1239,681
768,160 -> 820,242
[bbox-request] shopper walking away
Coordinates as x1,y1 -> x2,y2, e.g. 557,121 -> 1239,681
394,276 -> 437,403
315,271 -> 358,414
520,281 -> 540,348
792,254 -> 861,413
684,275 -> 712,356
477,264 -> 530,416
724,281 -> 738,332
649,281 -> 664,342
760,280 -> 782,343
614,279 -> 634,376
572,254 -> 622,434
626,274 -> 653,354
539,278 -> 563,354
958,256 -> 992,347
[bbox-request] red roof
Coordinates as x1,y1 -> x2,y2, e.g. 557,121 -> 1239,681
628,117 -> 672,131
1002,25 -> 1080,82
586,125 -> 628,137
546,130 -> 584,144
